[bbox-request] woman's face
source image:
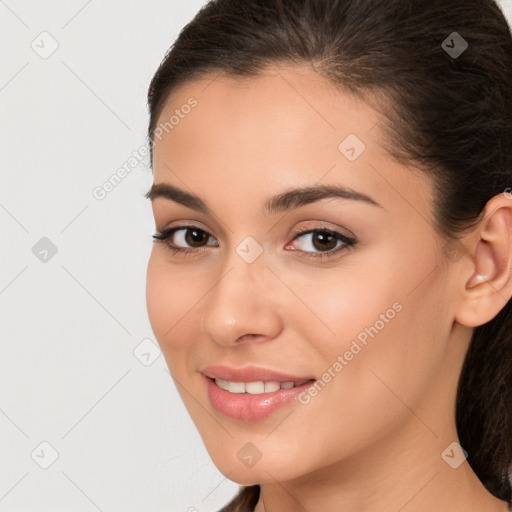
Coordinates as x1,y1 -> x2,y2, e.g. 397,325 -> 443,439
146,65 -> 465,484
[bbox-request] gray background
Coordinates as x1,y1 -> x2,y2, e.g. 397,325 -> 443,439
1,1 -> 511,511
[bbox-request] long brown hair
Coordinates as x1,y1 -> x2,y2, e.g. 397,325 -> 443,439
147,0 -> 512,509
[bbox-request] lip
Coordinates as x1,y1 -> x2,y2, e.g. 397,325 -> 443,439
200,364 -> 315,383
201,366 -> 317,422
204,376 -> 316,421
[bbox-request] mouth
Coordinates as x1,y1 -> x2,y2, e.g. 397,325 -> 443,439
200,364 -> 316,383
207,376 -> 315,395
203,375 -> 317,422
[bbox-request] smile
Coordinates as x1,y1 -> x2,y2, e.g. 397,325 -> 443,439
214,378 -> 311,394
204,375 -> 316,421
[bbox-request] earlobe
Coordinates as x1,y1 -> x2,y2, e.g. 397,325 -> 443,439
454,194 -> 512,327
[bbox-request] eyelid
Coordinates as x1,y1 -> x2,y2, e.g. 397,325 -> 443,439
152,222 -> 357,261
153,224 -> 218,247
288,221 -> 356,241
153,221 -> 355,245
285,225 -> 356,259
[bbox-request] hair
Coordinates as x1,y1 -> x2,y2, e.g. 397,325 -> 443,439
146,0 -> 512,509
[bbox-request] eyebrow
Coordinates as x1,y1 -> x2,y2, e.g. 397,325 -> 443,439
145,182 -> 382,214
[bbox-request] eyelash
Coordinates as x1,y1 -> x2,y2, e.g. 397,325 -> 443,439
152,225 -> 357,261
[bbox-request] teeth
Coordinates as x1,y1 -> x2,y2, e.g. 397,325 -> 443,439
228,381 -> 246,393
264,381 -> 281,393
214,378 -> 310,394
215,378 -> 230,391
245,381 -> 265,394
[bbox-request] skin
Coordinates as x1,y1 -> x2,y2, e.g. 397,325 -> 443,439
145,65 -> 512,512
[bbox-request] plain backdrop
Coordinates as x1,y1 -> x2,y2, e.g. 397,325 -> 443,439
1,1 -> 511,511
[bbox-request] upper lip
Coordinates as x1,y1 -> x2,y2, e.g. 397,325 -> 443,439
201,365 -> 315,383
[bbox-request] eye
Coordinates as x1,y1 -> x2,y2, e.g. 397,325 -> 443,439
152,226 -> 218,256
152,225 -> 357,260
286,227 -> 356,260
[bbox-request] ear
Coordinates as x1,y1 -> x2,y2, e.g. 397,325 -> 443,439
454,192 -> 512,327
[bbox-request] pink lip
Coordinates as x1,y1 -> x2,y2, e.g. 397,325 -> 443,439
201,365 -> 316,422
200,364 -> 315,382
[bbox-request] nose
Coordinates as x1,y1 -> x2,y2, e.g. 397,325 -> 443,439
200,252 -> 283,347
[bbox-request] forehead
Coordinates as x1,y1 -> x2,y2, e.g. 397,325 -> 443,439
154,64 -> 380,157
151,65 -> 434,220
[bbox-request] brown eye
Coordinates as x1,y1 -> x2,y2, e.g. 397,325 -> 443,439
152,225 -> 356,260
287,227 -> 357,261
310,231 -> 338,251
292,229 -> 350,253
183,228 -> 210,247
152,226 -> 218,253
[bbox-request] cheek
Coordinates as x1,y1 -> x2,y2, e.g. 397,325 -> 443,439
146,252 -> 171,342
302,241 -> 444,358
284,257 -> 402,359
311,260 -> 449,415
145,251 -> 201,358
291,244 -> 449,410
281,281 -> 447,470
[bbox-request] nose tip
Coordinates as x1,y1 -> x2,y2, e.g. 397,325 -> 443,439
200,264 -> 283,347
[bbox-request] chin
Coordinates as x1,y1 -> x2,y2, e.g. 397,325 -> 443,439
207,447 -> 307,486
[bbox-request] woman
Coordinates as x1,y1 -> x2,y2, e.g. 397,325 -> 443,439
144,0 -> 512,510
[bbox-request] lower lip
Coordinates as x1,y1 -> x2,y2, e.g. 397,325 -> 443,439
204,375 -> 316,422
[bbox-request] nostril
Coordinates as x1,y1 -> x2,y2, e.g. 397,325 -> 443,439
236,333 -> 258,343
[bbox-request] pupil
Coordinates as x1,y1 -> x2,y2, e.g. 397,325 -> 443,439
313,232 -> 336,251
186,229 -> 207,247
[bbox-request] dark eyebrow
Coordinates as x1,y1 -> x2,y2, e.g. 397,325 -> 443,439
145,182 -> 381,214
